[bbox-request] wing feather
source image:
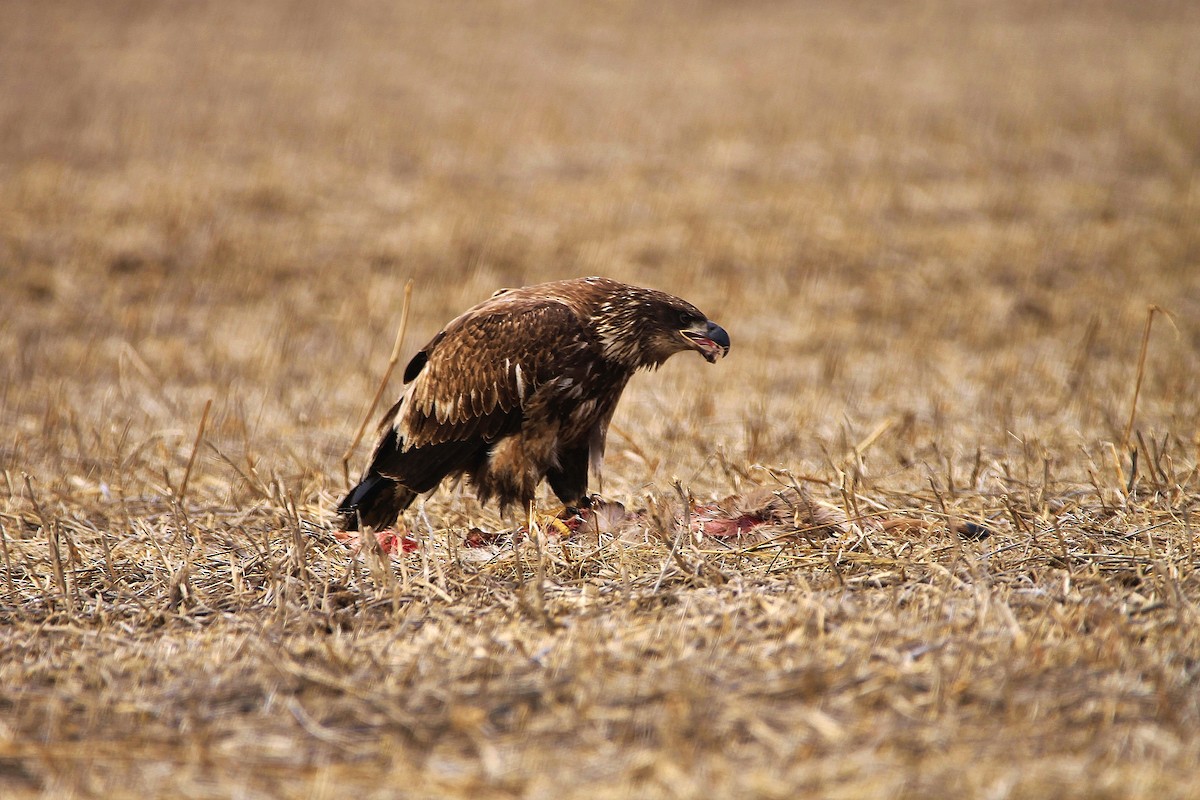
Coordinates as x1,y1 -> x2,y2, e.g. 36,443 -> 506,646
394,296 -> 596,450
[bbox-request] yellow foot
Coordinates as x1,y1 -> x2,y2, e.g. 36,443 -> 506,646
523,505 -> 578,538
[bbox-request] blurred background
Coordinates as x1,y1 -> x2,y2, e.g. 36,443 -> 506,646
2,0 -> 1198,502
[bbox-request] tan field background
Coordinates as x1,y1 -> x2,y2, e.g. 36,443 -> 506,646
3,1 -> 1200,797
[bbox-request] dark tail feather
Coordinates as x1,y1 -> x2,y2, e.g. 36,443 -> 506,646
336,473 -> 417,531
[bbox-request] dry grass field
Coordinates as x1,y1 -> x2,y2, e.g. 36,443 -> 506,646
3,1 -> 1200,797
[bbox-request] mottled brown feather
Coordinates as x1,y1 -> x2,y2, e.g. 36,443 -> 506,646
401,299 -> 594,447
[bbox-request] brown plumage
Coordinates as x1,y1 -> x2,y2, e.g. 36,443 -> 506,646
337,276 -> 730,531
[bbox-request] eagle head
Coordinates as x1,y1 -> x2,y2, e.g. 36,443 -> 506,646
597,285 -> 731,368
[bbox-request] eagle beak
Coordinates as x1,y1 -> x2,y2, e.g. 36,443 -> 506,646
681,320 -> 731,363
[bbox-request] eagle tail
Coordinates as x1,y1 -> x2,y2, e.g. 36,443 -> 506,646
336,473 -> 416,531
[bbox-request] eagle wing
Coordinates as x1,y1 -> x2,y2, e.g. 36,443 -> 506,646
376,295 -> 598,465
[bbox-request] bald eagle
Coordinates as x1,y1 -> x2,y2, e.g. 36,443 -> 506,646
336,276 -> 730,531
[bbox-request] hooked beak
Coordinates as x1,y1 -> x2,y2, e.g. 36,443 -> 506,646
680,320 -> 731,363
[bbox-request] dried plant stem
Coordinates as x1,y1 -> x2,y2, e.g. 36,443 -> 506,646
0,520 -> 18,608
342,279 -> 414,486
652,480 -> 694,593
177,398 -> 212,504
852,417 -> 893,459
25,474 -> 73,615
610,422 -> 656,474
1121,305 -> 1163,452
527,502 -> 551,627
